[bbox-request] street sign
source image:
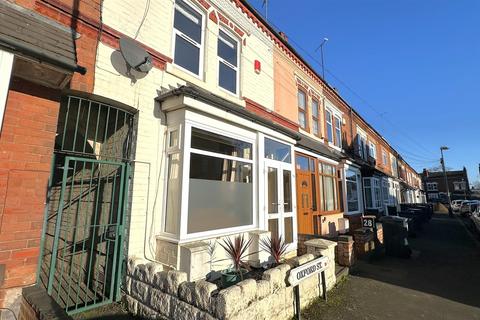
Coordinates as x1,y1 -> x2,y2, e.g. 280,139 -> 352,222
288,256 -> 328,286
289,256 -> 329,320
362,215 -> 376,229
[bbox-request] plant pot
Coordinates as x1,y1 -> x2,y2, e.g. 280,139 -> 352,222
220,268 -> 248,287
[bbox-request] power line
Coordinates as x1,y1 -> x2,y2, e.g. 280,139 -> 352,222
259,19 -> 437,159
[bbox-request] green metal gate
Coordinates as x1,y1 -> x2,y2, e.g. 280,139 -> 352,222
38,95 -> 135,314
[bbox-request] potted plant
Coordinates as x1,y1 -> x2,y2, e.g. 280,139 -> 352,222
219,235 -> 253,287
260,235 -> 289,267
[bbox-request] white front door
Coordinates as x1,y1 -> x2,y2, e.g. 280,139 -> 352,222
265,159 -> 297,250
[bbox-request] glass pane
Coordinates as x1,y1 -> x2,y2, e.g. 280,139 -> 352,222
323,164 -> 334,175
265,138 -> 291,163
188,178 -> 253,233
311,174 -> 317,211
326,122 -> 333,143
297,90 -> 306,110
296,155 -> 309,171
268,219 -> 279,240
174,0 -> 202,43
312,100 -> 318,118
284,217 -> 293,244
219,62 -> 237,93
165,153 -> 181,233
335,118 -> 342,147
324,176 -> 336,211
298,111 -> 306,129
312,121 -> 318,135
283,170 -> 292,212
218,30 -> 238,66
174,35 -> 200,74
190,153 -> 251,182
268,167 -> 278,214
346,179 -> 359,212
365,187 -> 373,208
191,127 -> 252,159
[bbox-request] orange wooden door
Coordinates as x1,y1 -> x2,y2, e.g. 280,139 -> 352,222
296,170 -> 313,234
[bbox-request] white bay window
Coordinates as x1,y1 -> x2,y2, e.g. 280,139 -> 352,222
187,127 -> 253,234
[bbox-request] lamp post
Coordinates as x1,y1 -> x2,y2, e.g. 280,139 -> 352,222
440,146 -> 451,205
315,38 -> 329,80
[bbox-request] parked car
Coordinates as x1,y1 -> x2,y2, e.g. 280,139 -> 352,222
460,200 -> 479,216
451,200 -> 464,212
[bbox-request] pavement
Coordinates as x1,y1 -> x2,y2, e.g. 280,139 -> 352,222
302,212 -> 480,320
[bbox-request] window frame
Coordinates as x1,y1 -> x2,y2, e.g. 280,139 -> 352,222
318,160 -> 341,214
297,89 -> 308,130
368,141 -> 376,159
171,0 -> 206,78
217,28 -> 240,95
357,130 -> 368,160
345,168 -> 362,215
364,177 -> 382,209
382,149 -> 388,166
427,182 -> 438,191
178,120 -> 257,241
311,98 -> 320,137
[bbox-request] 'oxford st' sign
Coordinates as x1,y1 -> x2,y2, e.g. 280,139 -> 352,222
288,256 -> 329,320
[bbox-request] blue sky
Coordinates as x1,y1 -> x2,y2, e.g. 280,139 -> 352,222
248,0 -> 480,184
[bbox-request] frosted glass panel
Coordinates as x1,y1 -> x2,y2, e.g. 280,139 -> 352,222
268,219 -> 279,239
324,176 -> 336,211
284,217 -> 293,244
188,179 -> 253,233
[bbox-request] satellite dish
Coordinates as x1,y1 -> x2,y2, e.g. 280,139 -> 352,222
119,37 -> 153,73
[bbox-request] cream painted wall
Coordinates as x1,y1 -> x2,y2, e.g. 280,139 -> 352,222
94,0 -> 276,259
101,0 -> 274,109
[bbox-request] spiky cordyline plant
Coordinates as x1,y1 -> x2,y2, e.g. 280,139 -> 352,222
219,235 -> 253,279
260,235 -> 288,266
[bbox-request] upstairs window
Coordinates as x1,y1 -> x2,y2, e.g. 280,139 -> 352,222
369,141 -> 376,158
427,182 -> 438,191
357,132 -> 368,160
364,177 -> 382,209
173,0 -> 204,75
298,90 -> 307,129
312,99 -> 320,136
382,150 -> 388,165
325,108 -> 342,148
325,109 -> 333,143
334,115 -> 342,148
218,30 -> 239,94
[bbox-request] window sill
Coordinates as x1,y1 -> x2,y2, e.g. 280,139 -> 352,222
316,210 -> 343,216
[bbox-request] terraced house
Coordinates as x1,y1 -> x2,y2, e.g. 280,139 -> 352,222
0,0 -> 424,318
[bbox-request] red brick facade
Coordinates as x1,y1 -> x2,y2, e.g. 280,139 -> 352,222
0,79 -> 60,307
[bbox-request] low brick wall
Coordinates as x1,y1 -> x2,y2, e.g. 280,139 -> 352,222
125,240 -> 337,320
353,228 -> 375,258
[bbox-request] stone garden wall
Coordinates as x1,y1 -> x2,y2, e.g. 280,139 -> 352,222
124,239 -> 337,320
